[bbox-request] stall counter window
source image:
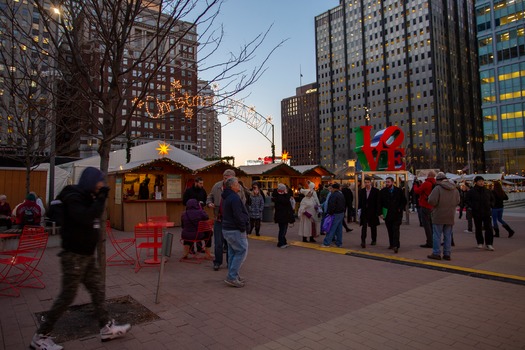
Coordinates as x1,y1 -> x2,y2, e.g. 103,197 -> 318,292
123,173 -> 173,201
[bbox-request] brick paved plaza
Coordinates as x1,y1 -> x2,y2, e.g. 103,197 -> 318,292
1,209 -> 525,349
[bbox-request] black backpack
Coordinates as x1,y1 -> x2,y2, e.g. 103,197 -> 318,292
47,199 -> 65,226
22,208 -> 35,225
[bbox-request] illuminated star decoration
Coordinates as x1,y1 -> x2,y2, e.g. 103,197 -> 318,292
281,151 -> 290,163
156,141 -> 171,157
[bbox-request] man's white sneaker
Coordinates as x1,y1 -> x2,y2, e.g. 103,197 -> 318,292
30,333 -> 63,350
464,230 -> 473,233
477,244 -> 484,249
486,245 -> 495,251
100,319 -> 131,342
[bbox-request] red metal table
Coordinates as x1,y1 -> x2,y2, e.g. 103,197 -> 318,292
136,221 -> 174,264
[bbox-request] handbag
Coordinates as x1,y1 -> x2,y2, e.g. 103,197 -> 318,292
321,214 -> 333,233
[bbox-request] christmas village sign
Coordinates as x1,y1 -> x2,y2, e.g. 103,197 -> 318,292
133,80 -> 214,119
354,125 -> 406,171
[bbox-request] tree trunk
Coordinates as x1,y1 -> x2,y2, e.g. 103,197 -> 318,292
98,140 -> 111,297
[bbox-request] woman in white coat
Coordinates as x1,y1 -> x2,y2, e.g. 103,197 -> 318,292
298,189 -> 319,242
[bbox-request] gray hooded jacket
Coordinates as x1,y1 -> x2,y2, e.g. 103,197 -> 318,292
427,180 -> 460,225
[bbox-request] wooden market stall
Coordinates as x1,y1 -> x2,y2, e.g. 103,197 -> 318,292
290,165 -> 334,193
107,157 -> 246,231
238,163 -> 302,195
0,167 -> 48,207
108,158 -> 193,231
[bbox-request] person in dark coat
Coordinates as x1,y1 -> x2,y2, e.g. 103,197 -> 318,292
221,177 -> 250,288
31,167 -> 130,350
181,199 -> 212,259
321,183 -> 346,248
182,177 -> 207,206
182,177 -> 208,253
491,180 -> 514,238
0,194 -> 12,229
358,177 -> 381,248
273,183 -> 294,248
466,176 -> 495,250
341,184 -> 354,223
379,176 -> 407,253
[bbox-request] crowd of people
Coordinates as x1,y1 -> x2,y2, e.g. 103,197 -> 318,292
178,169 -> 518,291
1,168 -> 518,349
0,192 -> 46,230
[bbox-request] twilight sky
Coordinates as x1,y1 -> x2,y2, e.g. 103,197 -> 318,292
198,0 -> 339,165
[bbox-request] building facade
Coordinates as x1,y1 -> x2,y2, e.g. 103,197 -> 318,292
316,0 -> 484,173
1,1 -> 217,161
477,0 -> 525,174
196,80 -> 221,159
69,9 -> 200,158
281,82 -> 320,165
0,0 -> 55,160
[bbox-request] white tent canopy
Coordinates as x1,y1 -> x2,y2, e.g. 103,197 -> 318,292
34,163 -> 70,203
462,173 -> 504,181
504,174 -> 525,181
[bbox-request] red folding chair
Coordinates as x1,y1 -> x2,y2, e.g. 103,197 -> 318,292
179,219 -> 214,264
106,221 -> 135,266
0,226 -> 48,297
134,225 -> 162,273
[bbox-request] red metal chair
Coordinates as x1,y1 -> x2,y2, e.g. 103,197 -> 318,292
179,219 -> 214,264
0,226 -> 48,297
106,221 -> 135,266
134,225 -> 162,273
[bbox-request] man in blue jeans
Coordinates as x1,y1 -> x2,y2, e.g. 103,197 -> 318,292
206,169 -> 241,271
320,183 -> 346,248
427,172 -> 460,261
220,177 -> 250,288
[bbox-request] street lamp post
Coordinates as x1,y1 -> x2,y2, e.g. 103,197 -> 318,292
48,7 -> 60,203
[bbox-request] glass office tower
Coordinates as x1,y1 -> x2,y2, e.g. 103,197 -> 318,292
477,0 -> 525,174
316,0 -> 484,172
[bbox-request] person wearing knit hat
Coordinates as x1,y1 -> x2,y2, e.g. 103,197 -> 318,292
14,192 -> 42,227
435,172 -> 447,180
30,167 -> 130,350
427,171 -> 460,261
465,175 -> 496,251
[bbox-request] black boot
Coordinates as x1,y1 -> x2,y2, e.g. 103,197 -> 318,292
494,227 -> 499,237
502,224 -> 515,238
302,237 -> 308,243
309,237 -> 316,243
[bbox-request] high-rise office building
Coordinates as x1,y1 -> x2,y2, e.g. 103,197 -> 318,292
0,0 -> 56,158
196,80 -> 221,159
316,0 -> 484,172
281,83 -> 320,165
476,0 -> 525,174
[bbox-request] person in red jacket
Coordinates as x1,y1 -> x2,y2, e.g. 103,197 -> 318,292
413,170 -> 436,248
14,193 -> 42,227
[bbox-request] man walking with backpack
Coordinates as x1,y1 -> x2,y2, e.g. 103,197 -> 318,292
30,167 -> 130,350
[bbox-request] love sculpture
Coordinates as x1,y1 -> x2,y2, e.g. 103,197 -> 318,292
354,126 -> 406,171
